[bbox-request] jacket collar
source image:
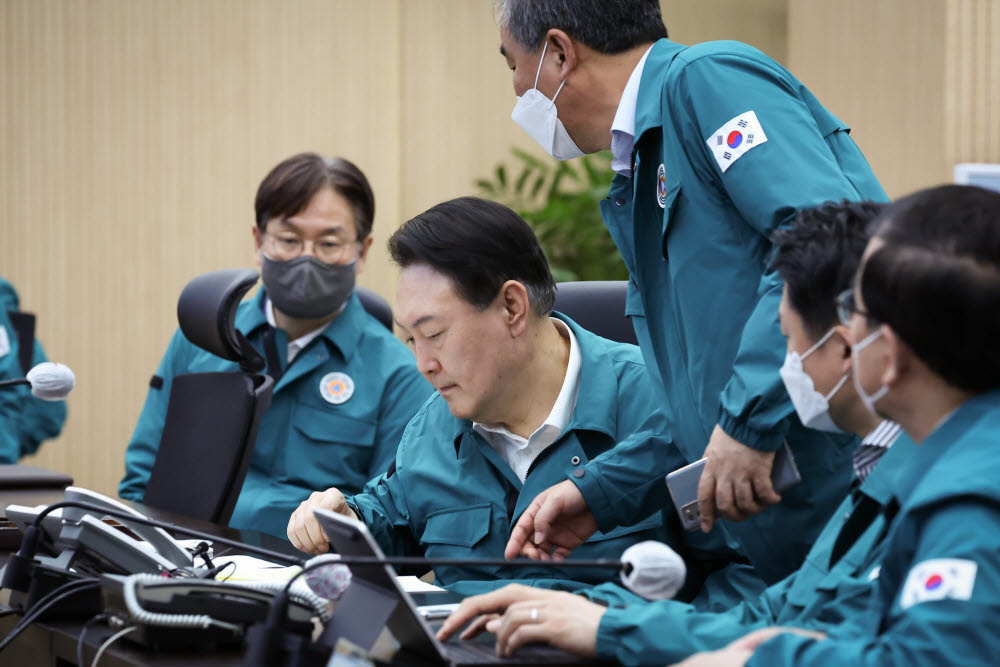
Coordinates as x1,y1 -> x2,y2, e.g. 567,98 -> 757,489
893,388 -> 1000,502
236,287 -> 367,363
450,314 -> 620,457
633,38 -> 688,142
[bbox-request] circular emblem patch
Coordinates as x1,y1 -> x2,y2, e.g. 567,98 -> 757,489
319,372 -> 354,404
656,163 -> 667,209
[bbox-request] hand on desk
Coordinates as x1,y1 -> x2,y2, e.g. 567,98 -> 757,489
436,584 -> 604,658
287,487 -> 358,554
504,479 -> 597,560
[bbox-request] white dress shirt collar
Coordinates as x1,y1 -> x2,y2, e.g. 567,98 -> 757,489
473,319 -> 582,482
610,46 -> 654,177
265,297 -> 331,363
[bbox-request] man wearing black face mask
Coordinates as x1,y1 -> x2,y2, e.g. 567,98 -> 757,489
120,153 -> 433,539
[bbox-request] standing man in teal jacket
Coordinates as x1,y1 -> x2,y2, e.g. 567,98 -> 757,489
120,154 -> 432,538
438,200 -> 907,662
0,276 -> 67,462
497,0 -> 888,584
287,197 -> 683,595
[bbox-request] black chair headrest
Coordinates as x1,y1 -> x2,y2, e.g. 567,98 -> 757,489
356,286 -> 393,332
553,280 -> 637,345
177,268 -> 265,373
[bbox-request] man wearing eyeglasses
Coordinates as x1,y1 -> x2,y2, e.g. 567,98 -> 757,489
120,153 -> 433,538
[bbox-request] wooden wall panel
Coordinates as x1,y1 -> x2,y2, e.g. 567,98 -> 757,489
788,0 -> 1000,198
944,0 -> 1000,166
1,0 -> 403,495
662,0 -> 788,63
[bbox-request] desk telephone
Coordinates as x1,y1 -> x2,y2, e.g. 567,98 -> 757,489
3,487 -> 326,650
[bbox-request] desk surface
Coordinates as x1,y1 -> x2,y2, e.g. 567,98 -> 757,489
0,488 -> 306,665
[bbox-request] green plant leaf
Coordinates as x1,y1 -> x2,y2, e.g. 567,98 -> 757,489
476,146 -> 627,282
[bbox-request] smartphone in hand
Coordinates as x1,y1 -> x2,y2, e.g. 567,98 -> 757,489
666,441 -> 801,531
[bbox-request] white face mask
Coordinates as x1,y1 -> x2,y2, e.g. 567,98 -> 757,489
851,328 -> 889,416
510,41 -> 585,161
780,327 -> 849,433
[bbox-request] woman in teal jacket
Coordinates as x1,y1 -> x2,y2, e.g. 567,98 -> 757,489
0,276 -> 67,462
119,154 -> 432,538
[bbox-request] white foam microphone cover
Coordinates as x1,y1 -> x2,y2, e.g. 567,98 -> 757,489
303,554 -> 352,601
620,540 -> 687,600
26,362 -> 75,400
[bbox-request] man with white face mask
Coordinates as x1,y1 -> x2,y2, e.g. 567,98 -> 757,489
496,0 -> 888,587
773,201 -> 902,481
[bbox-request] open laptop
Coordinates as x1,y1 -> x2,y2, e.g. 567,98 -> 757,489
313,508 -> 609,666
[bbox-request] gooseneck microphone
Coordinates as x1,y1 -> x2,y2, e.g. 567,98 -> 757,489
0,362 -> 76,400
299,539 -> 686,602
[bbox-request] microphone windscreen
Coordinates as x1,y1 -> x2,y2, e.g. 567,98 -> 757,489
620,540 -> 686,601
303,554 -> 352,600
26,362 -> 75,400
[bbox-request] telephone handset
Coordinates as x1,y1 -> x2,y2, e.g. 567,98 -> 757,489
100,573 -> 329,650
62,487 -> 193,567
4,486 -> 194,575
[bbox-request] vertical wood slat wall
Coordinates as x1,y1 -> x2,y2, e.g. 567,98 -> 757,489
1,0 -> 993,498
788,0 -> 1000,198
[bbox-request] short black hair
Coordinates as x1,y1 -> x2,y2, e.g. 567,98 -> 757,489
770,200 -> 886,339
254,153 -> 375,240
495,0 -> 667,54
860,184 -> 1000,393
388,197 -> 556,316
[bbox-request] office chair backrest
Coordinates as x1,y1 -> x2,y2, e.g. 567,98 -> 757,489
356,287 -> 393,332
143,269 -> 274,525
553,281 -> 637,345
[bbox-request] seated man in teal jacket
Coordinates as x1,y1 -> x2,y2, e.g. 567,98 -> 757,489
675,185 -> 1000,666
0,276 -> 67,462
438,200 -> 909,661
287,197 -> 683,595
120,153 -> 433,538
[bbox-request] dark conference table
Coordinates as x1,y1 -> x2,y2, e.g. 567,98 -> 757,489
0,484 -> 307,666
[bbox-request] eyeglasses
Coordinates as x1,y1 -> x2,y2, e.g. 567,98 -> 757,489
263,233 -> 361,265
835,288 -> 870,325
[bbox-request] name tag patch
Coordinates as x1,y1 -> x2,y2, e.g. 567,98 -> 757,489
0,327 -> 8,358
656,163 -> 667,208
900,558 -> 977,610
707,110 -> 767,173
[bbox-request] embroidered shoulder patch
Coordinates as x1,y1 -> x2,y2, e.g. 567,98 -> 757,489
706,110 -> 767,173
900,558 -> 977,610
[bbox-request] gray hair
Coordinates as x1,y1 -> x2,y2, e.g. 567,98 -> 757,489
495,0 -> 667,54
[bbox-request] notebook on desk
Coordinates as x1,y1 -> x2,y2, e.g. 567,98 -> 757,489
314,508 -> 608,667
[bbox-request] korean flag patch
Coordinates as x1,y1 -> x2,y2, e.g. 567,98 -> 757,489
900,558 -> 978,610
707,110 -> 767,173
